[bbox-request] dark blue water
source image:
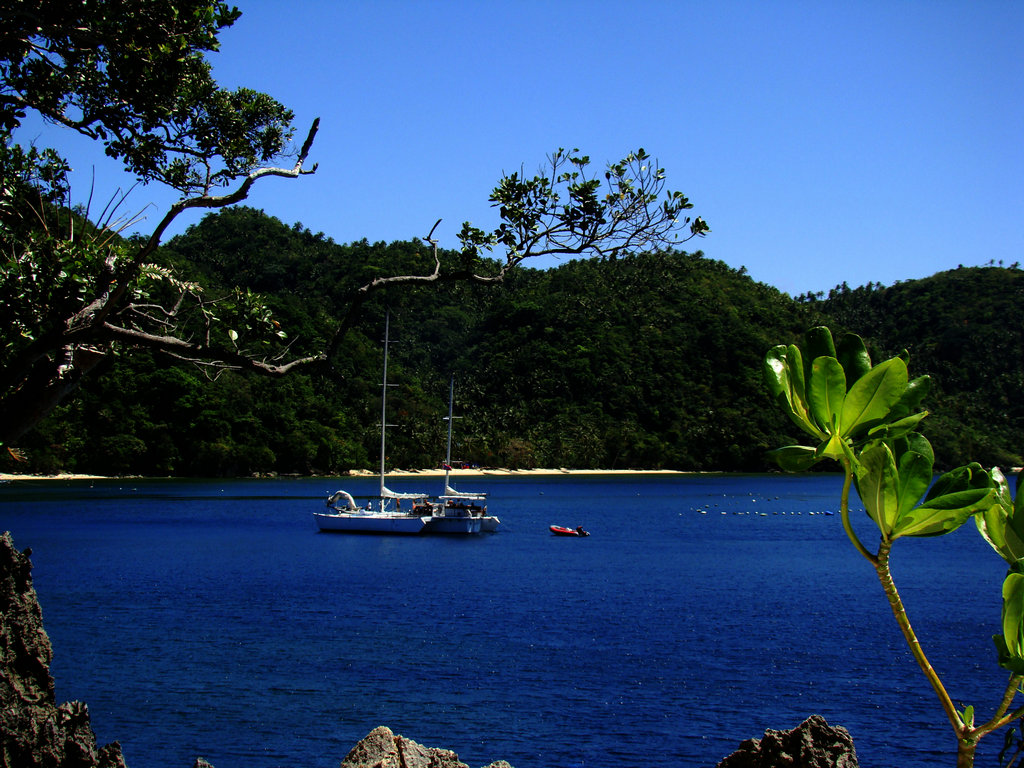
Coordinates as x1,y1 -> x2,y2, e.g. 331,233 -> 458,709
0,474 -> 1012,768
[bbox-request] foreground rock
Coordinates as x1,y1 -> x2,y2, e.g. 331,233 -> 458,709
0,531 -> 126,768
716,715 -> 858,768
340,726 -> 513,768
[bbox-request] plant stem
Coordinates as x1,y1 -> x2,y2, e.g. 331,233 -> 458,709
977,675 -> 1024,735
839,462 -> 877,565
875,540 -> 963,736
957,741 -> 976,768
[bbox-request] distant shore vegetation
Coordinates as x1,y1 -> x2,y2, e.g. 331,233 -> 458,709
7,207 -> 1023,477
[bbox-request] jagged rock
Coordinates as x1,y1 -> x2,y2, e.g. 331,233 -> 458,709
191,759 -> 215,768
0,530 -> 126,768
339,726 -> 514,768
715,715 -> 858,768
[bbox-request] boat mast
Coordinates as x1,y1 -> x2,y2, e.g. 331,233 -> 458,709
444,375 -> 455,490
379,311 -> 392,507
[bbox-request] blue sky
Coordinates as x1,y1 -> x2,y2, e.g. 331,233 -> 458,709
17,1 -> 1023,296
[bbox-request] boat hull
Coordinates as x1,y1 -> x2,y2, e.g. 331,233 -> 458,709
550,525 -> 588,537
425,515 -> 482,534
314,512 -> 428,535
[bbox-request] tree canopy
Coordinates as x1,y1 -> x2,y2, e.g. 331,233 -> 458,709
0,0 -> 706,451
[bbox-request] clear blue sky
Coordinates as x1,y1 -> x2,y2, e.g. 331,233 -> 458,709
18,0 -> 1024,296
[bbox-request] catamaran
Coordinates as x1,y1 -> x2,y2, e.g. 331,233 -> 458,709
426,376 -> 499,533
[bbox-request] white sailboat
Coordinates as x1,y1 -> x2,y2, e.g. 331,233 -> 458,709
315,313 -> 430,535
426,377 -> 499,533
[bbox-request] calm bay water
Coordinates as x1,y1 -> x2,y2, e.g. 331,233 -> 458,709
0,473 -> 1012,768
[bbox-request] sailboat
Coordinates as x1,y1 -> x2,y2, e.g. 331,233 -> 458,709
314,313 -> 430,535
425,377 -> 500,533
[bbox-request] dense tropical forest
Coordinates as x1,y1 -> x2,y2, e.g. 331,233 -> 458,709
6,206 -> 1022,477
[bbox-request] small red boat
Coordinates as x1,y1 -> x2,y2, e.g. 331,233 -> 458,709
550,525 -> 589,537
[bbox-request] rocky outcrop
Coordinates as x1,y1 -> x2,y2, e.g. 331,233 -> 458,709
715,715 -> 858,768
0,531 -> 126,768
340,726 -> 514,768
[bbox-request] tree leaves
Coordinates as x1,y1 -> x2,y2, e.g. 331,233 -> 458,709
766,326 -> 997,542
764,327 -> 921,466
460,148 -> 707,271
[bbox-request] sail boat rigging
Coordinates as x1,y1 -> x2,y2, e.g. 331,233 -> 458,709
314,311 -> 430,534
434,376 -> 500,533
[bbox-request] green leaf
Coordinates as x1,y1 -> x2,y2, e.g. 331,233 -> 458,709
976,468 -> 1024,563
886,375 -> 932,422
836,333 -> 872,388
926,462 -> 990,502
894,448 -> 933,522
840,357 -> 908,439
805,326 -> 837,363
764,345 -> 822,439
866,411 -> 929,441
889,459 -> 994,539
767,445 -> 822,472
855,442 -> 901,536
809,356 -> 846,435
891,487 -> 991,538
998,569 -> 1024,673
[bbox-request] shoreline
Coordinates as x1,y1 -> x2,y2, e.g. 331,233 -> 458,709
1,468 -> 691,481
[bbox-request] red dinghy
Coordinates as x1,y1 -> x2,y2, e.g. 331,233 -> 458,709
550,525 -> 589,537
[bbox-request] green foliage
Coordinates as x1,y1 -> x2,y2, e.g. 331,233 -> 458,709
14,210 -> 802,475
856,440 -> 992,540
977,469 -> 1024,564
805,267 -> 1024,468
11,207 -> 1024,483
764,327 -> 931,469
0,0 -> 320,449
763,325 -> 1024,767
2,0 -> 292,193
458,147 -> 708,267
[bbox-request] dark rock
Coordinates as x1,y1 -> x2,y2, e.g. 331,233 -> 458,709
339,726 -> 513,768
0,530 -> 126,768
715,715 -> 858,768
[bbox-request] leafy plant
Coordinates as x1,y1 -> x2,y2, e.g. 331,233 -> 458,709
765,326 -> 1024,767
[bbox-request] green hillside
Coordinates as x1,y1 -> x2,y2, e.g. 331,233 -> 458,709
10,208 -> 1022,476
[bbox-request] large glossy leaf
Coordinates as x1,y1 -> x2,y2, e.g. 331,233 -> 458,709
891,487 -> 992,538
766,445 -> 822,472
997,568 -> 1024,674
900,432 -> 935,466
805,326 -> 837,364
926,462 -> 990,502
764,345 -> 821,438
976,468 -> 1024,564
866,411 -> 929,442
836,333 -> 871,389
841,357 -> 908,439
894,449 -> 933,522
809,356 -> 846,435
855,442 -> 900,536
887,461 -> 995,539
886,375 -> 932,423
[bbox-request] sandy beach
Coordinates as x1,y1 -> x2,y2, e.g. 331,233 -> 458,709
1,467 -> 686,481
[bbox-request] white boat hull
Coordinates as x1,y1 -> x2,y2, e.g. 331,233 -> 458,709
479,515 -> 501,532
314,511 -> 428,535
425,514 -> 482,534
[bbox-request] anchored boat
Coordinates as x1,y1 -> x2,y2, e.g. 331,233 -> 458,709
314,312 -> 430,535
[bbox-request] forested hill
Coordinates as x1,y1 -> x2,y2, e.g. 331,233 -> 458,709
12,207 -> 1024,476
